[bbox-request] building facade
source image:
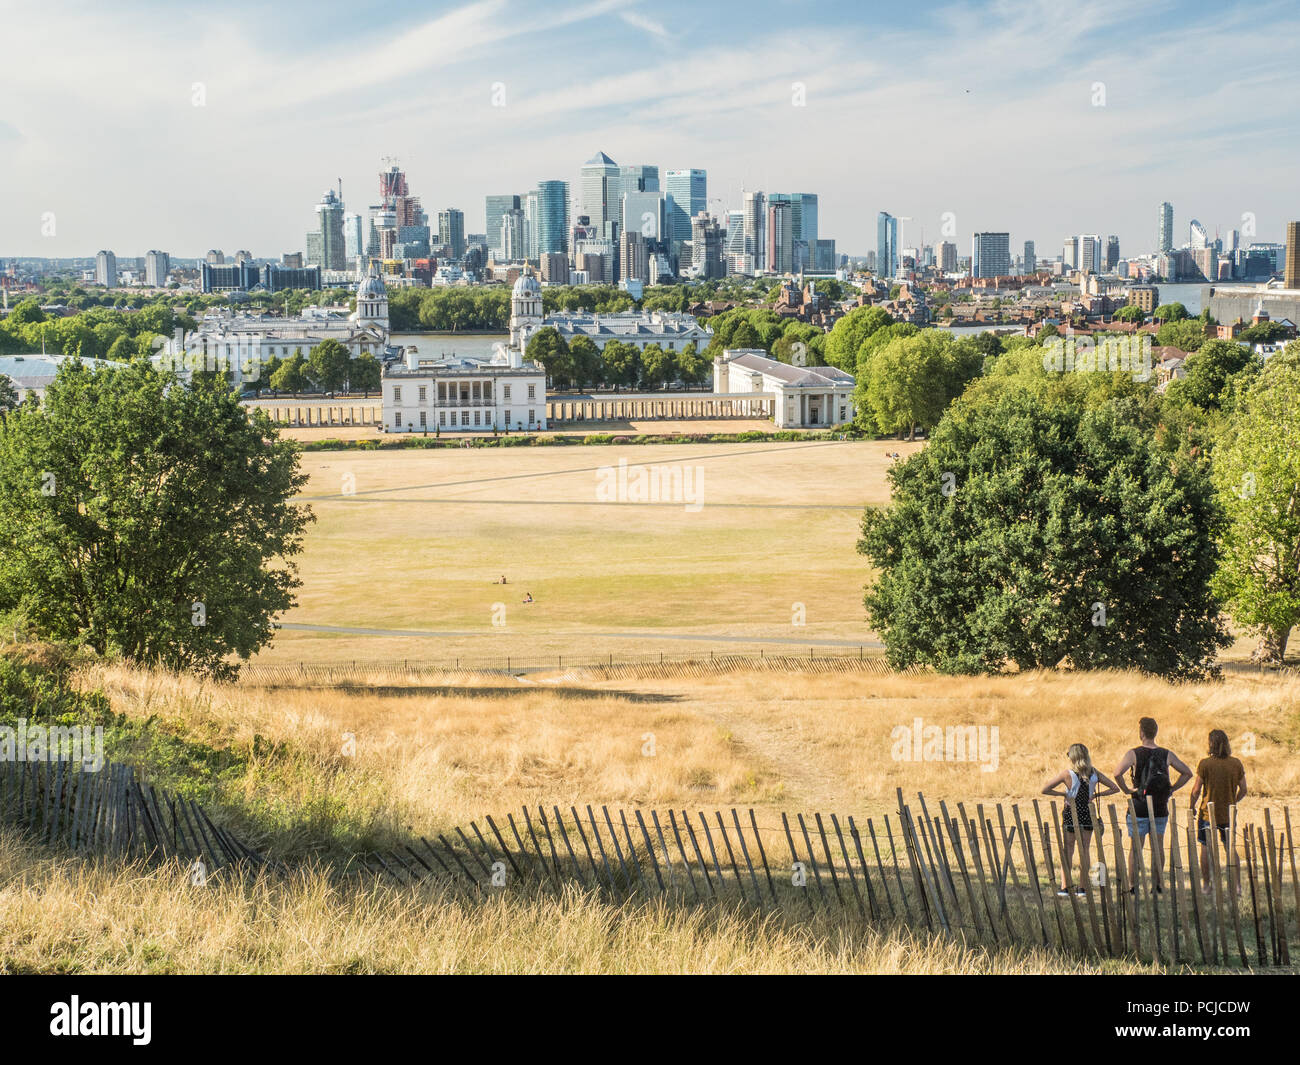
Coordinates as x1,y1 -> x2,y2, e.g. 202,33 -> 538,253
713,349 -> 855,428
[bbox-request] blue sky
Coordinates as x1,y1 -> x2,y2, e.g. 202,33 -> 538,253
2,0 -> 1299,258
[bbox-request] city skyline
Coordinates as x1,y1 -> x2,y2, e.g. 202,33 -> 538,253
3,0 -> 1300,258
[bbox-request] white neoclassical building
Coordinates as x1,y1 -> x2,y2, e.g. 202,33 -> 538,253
381,274 -> 548,433
508,280 -> 711,354
162,271 -> 394,389
713,348 -> 856,428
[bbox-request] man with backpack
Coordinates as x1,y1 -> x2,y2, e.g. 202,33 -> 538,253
1114,717 -> 1192,893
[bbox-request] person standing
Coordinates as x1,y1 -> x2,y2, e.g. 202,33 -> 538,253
1188,729 -> 1247,895
1042,743 -> 1119,895
1114,717 -> 1192,892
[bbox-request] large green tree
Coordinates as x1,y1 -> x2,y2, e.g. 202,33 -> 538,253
308,338 -> 351,392
0,361 -> 313,678
1212,351 -> 1300,662
526,327 -> 573,388
857,382 -> 1228,677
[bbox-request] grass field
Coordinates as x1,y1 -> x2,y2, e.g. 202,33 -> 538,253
258,439 -> 924,666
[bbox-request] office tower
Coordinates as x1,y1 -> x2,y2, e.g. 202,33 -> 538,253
533,181 -> 569,257
580,151 -> 621,240
1286,222 -> 1300,288
501,208 -> 526,260
665,169 -> 707,249
438,209 -> 466,258
1073,234 -> 1101,274
726,211 -> 745,257
620,164 -> 659,193
206,249 -> 225,264
1062,236 -> 1078,270
1189,219 -> 1209,250
144,250 -> 169,287
743,191 -> 766,271
939,241 -> 958,273
1104,235 -> 1120,272
813,239 -> 837,272
540,252 -> 569,283
308,188 -> 346,271
768,201 -> 794,274
282,252 -> 304,268
691,213 -> 725,279
1023,240 -> 1036,275
768,193 -> 818,245
1158,202 -> 1174,254
877,212 -> 898,278
971,232 -> 1011,279
95,250 -> 117,287
620,230 -> 649,282
485,194 -> 521,257
344,213 -> 364,261
234,249 -> 253,263
622,190 -> 664,242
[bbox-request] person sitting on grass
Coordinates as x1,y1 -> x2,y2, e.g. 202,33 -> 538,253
1188,729 -> 1247,896
1114,716 -> 1192,894
1042,743 -> 1119,896
522,592 -> 533,603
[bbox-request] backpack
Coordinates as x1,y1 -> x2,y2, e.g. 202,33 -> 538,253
1136,748 -> 1170,798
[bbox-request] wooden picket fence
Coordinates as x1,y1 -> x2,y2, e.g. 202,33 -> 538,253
362,791 -> 1300,969
0,755 -> 275,877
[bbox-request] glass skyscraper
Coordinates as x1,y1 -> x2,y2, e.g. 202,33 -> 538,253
665,169 -> 707,248
877,212 -> 898,278
533,180 -> 570,257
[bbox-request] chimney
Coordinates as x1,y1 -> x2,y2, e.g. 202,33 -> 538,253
405,350 -> 419,370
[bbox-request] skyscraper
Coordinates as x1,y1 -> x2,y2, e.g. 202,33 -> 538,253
580,151 -> 621,240
939,241 -> 958,273
877,212 -> 898,278
768,201 -> 793,274
691,213 -> 725,279
743,191 -> 766,272
665,169 -> 707,251
1105,235 -> 1120,272
1158,202 -> 1174,254
622,190 -> 664,243
95,250 -> 117,287
768,193 -> 818,246
501,208 -> 526,260
1076,234 -> 1101,274
726,211 -> 745,257
533,181 -> 570,257
619,164 -> 659,193
620,230 -> 649,283
971,232 -> 1011,279
343,213 -> 364,262
1063,236 -> 1078,270
1286,221 -> 1300,289
308,188 -> 346,271
485,194 -> 521,258
1023,240 -> 1036,275
144,250 -> 169,287
438,209 -> 466,258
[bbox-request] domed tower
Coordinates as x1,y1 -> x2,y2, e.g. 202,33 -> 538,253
355,269 -> 389,333
509,271 -> 543,352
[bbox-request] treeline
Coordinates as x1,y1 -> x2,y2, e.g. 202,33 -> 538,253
524,330 -> 707,390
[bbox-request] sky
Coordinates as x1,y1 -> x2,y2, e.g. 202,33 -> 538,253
2,0 -> 1299,259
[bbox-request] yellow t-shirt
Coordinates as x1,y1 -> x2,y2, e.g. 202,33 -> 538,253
1196,756 -> 1244,826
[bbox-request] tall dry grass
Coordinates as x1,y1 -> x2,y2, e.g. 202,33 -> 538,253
0,828 -> 1159,975
70,661 -> 1300,857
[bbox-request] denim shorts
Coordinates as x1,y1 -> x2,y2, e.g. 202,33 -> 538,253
1126,813 -> 1169,840
1197,821 -> 1229,846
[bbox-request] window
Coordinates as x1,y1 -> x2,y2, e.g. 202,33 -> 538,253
438,382 -> 447,402
418,385 -> 427,402
419,411 -> 426,427
461,411 -> 469,426
840,406 -> 846,421
394,413 -> 402,427
439,411 -> 446,426
528,409 -> 536,424
474,411 -> 480,425
503,384 -> 511,401
393,386 -> 402,404
504,409 -> 511,425
472,381 -> 481,401
527,384 -> 536,400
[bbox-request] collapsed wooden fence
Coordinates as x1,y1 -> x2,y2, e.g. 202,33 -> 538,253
0,755 -> 275,878
363,791 -> 1299,969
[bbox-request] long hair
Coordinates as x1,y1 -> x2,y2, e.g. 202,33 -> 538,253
1208,729 -> 1231,759
1068,743 -> 1093,778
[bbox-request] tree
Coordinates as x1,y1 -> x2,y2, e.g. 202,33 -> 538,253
1237,321 -> 1291,344
1156,318 -> 1209,353
825,306 -> 892,372
0,374 -> 17,414
639,343 -> 675,389
1212,351 -> 1300,662
270,352 -> 310,394
857,383 -> 1229,677
1113,305 -> 1146,324
568,335 -> 603,390
350,352 -> 382,395
1153,302 -> 1189,322
676,341 -> 709,386
1166,339 -> 1258,413
308,338 -> 351,392
0,361 -> 313,679
601,340 -> 640,388
525,327 -> 573,388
